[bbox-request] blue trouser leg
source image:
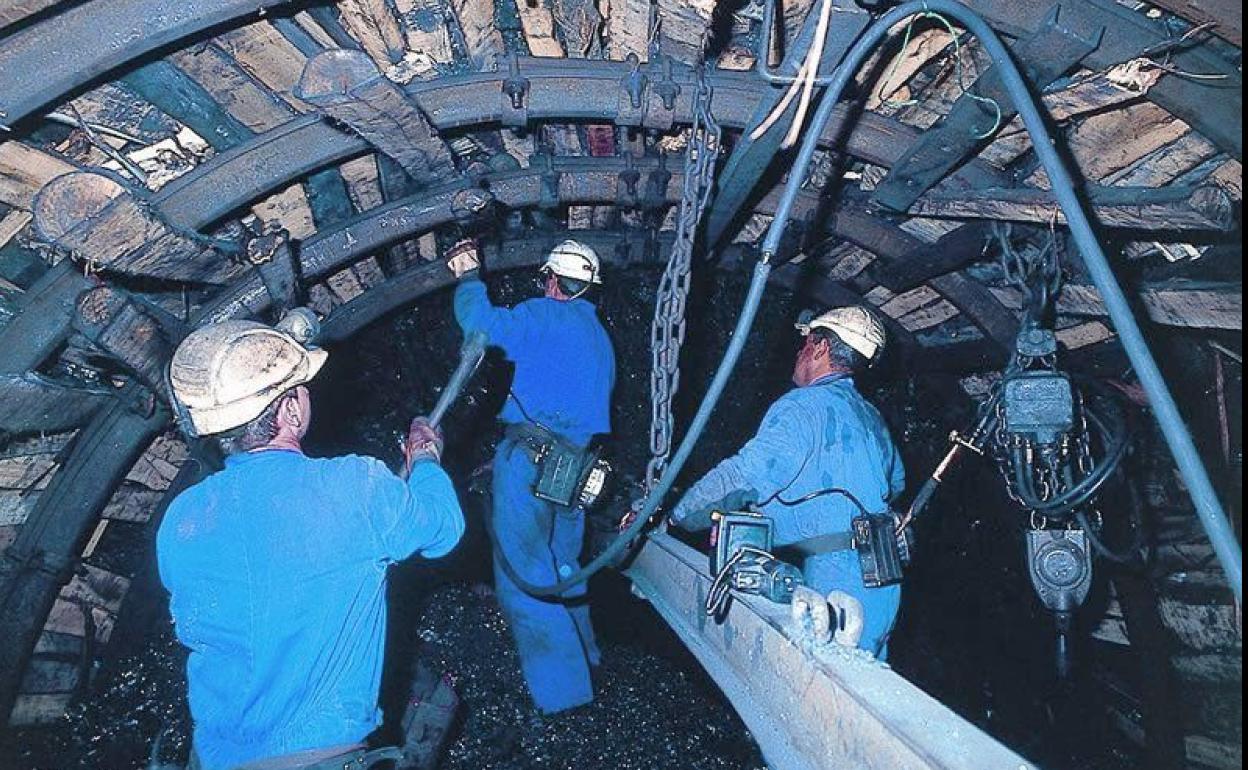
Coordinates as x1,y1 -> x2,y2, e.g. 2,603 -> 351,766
550,504 -> 600,667
804,553 -> 901,660
491,440 -> 594,713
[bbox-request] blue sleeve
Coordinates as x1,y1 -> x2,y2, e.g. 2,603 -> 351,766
887,439 -> 906,502
672,398 -> 814,531
453,277 -> 535,358
356,457 -> 465,560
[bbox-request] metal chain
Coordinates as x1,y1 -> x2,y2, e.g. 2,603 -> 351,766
644,70 -> 721,493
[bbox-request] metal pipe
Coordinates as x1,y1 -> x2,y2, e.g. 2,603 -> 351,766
760,0 -> 1241,601
428,331 -> 487,428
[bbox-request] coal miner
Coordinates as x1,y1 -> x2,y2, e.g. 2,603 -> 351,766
446,238 -> 616,714
670,307 -> 906,659
157,317 -> 465,770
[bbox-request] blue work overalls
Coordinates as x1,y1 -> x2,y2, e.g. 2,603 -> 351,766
454,277 -> 615,713
158,452 -> 464,770
671,374 -> 905,658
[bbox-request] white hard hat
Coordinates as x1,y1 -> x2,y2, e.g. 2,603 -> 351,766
795,306 -> 887,361
542,239 -> 602,285
169,320 -> 328,436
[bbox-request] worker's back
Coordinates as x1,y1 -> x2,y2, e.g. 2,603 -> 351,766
157,449 -> 461,770
500,296 -> 614,444
454,280 -> 615,446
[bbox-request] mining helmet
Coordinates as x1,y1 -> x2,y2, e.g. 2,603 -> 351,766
168,319 -> 328,437
795,306 -> 887,361
541,239 -> 603,285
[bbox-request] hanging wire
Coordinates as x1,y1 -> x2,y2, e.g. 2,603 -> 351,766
877,10 -> 1002,138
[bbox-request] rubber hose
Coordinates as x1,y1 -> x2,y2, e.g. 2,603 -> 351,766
766,0 -> 1241,601
504,0 -> 1241,602
498,261 -> 771,596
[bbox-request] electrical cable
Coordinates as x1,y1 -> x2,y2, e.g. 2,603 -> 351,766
768,486 -> 873,513
501,0 -> 1242,602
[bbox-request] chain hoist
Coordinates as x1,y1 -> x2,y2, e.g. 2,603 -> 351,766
644,69 -> 721,494
905,223 -> 1131,678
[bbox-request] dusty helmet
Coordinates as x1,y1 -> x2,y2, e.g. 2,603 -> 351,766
168,320 -> 328,437
795,306 -> 887,361
541,239 -> 602,285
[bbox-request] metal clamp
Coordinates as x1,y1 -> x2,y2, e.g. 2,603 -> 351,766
642,152 -> 672,211
645,55 -> 682,131
617,154 -> 640,207
500,53 -> 530,129
537,155 -> 560,210
618,53 -> 648,127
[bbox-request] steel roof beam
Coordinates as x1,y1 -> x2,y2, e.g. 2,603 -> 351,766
0,0 -> 303,128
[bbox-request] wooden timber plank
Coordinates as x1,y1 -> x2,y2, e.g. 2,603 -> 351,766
0,263 -> 89,375
101,485 -> 161,523
1026,102 -> 1190,188
1056,320 -> 1114,350
291,11 -> 341,50
991,282 -> 1241,330
1145,0 -> 1241,46
251,184 -> 317,240
73,285 -> 184,392
120,61 -> 254,152
1102,131 -> 1219,188
0,0 -> 71,30
451,0 -> 505,71
64,83 -> 184,146
0,374 -> 113,436
0,489 -> 39,527
124,433 -> 186,493
32,172 -> 225,283
0,211 -> 32,251
0,143 -> 78,210
296,50 -> 456,183
340,156 -> 386,211
899,299 -> 960,332
550,0 -> 605,58
515,0 -> 565,57
392,0 -> 456,81
335,0 -> 407,70
655,0 -> 714,64
605,0 -> 651,60
215,21 -> 311,111
19,658 -> 79,695
168,46 -> 295,133
981,66 -> 1164,167
1208,159 -> 1242,200
906,184 -> 1234,232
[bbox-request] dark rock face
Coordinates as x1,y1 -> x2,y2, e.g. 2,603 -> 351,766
6,266 -> 1153,770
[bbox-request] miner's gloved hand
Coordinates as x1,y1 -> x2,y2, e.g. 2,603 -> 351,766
446,238 -> 481,279
404,416 -> 445,471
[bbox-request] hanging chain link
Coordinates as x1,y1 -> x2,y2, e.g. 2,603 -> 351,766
644,70 -> 721,493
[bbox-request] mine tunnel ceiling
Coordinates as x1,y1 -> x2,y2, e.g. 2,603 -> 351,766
0,0 -> 1242,727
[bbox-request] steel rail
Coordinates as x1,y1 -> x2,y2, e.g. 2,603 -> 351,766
0,0 -> 303,128
0,1 -> 1236,157
963,0 -> 1242,159
147,59 -> 1007,230
626,532 -> 1035,770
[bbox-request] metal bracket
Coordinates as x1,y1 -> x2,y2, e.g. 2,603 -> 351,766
617,154 -> 640,207
537,155 -> 561,210
645,55 -> 682,131
501,53 -> 530,129
618,53 -> 648,127
642,153 -> 672,211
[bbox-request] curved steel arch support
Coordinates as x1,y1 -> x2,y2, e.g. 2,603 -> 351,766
0,0 -> 303,128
